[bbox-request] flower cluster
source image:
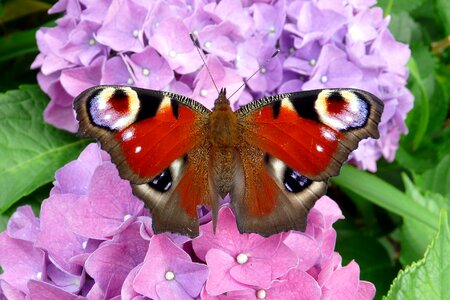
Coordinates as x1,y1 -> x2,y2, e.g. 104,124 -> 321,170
33,0 -> 412,171
0,144 -> 375,299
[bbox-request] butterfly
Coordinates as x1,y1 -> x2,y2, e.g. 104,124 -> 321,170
74,85 -> 383,238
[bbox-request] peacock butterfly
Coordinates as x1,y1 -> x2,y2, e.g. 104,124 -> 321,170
74,85 -> 383,238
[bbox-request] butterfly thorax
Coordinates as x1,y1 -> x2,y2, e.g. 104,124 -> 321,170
208,88 -> 239,196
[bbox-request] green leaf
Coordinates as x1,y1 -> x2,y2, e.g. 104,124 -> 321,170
0,0 -> 50,23
415,155 -> 450,199
388,12 -> 421,43
407,57 -> 430,151
332,165 -> 438,231
0,85 -> 88,213
436,0 -> 450,35
384,210 -> 450,300
0,28 -> 38,62
395,145 -> 434,173
378,0 -> 425,15
0,214 -> 8,233
336,230 -> 395,298
399,176 -> 449,265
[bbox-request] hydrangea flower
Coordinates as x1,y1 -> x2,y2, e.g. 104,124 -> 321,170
0,144 -> 375,299
33,0 -> 413,171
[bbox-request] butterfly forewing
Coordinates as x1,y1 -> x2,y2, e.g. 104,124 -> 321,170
74,85 -> 215,237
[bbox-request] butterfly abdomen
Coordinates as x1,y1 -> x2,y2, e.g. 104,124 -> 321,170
208,92 -> 240,197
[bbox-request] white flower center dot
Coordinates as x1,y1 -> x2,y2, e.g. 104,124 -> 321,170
200,89 -> 208,97
289,47 -> 296,54
169,50 -> 177,58
165,271 -> 175,281
36,272 -> 43,280
82,241 -> 88,249
204,41 -> 212,48
236,253 -> 248,264
309,59 -> 316,66
135,146 -> 142,153
142,68 -> 150,76
268,25 -> 276,34
88,38 -> 96,46
132,29 -> 139,38
260,67 -> 267,74
191,30 -> 198,37
127,78 -> 134,85
123,214 -> 132,221
316,145 -> 324,152
320,75 -> 328,83
256,289 -> 266,299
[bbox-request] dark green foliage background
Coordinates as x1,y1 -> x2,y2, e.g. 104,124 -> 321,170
0,0 -> 448,299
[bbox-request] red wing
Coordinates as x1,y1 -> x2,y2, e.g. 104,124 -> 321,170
75,86 -> 215,237
74,85 -> 210,184
231,145 -> 328,236
231,88 -> 383,236
237,88 -> 383,181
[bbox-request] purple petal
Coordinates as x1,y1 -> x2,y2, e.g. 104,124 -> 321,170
101,56 -> 134,86
0,280 -> 25,300
0,233 -> 46,293
52,143 -> 107,196
95,0 -> 147,52
68,163 -> 144,239
6,206 -> 39,243
60,56 -> 104,97
35,194 -> 86,275
127,47 -> 174,90
149,17 -> 202,74
28,280 -> 86,300
85,222 -> 149,297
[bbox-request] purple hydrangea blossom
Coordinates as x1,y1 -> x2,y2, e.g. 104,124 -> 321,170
0,143 -> 375,298
33,0 -> 413,171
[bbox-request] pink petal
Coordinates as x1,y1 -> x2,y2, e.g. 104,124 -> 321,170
324,260 -> 360,300
356,281 -> 376,300
268,268 -> 321,300
156,281 -> 193,300
205,249 -> 249,296
27,280 -> 86,300
230,261 -> 272,288
0,280 -> 25,300
283,232 -> 320,270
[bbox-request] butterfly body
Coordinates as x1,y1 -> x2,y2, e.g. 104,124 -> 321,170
74,86 -> 383,238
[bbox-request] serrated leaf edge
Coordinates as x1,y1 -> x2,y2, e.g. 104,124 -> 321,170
383,209 -> 449,299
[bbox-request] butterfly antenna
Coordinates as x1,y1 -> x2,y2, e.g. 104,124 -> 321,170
190,33 -> 220,95
228,49 -> 280,100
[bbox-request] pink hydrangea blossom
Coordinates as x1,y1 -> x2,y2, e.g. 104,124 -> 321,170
0,144 -> 376,299
33,0 -> 413,171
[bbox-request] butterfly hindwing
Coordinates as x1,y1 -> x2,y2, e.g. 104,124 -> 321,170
232,145 -> 328,236
74,86 -> 215,237
233,88 -> 383,235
